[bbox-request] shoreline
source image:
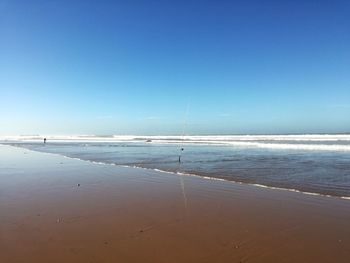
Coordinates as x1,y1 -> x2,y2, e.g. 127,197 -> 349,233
1,144 -> 350,262
3,143 -> 350,201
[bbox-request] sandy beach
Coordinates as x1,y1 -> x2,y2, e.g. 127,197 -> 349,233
1,144 -> 350,263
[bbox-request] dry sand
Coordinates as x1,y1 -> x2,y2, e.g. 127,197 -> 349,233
1,144 -> 350,262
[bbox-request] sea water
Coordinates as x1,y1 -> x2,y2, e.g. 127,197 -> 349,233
2,134 -> 350,198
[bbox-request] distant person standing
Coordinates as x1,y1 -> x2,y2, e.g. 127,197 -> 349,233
44,138 -> 47,144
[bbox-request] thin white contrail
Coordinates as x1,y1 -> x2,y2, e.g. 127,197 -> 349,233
179,102 -> 190,161
178,102 -> 190,209
179,170 -> 188,209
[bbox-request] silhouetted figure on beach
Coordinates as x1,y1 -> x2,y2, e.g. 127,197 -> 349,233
44,138 -> 47,144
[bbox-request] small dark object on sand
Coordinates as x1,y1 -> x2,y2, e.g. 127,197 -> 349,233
44,138 -> 47,143
77,184 -> 80,187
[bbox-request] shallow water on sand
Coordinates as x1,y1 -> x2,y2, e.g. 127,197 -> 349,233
3,135 -> 350,198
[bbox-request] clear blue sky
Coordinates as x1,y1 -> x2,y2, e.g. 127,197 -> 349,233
1,0 -> 349,135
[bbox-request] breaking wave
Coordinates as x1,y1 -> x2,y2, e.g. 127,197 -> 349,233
2,134 -> 350,152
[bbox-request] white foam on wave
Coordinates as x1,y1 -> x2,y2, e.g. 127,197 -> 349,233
2,134 -> 350,141
3,134 -> 350,151
224,141 -> 350,151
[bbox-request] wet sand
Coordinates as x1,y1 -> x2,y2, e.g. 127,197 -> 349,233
1,145 -> 350,262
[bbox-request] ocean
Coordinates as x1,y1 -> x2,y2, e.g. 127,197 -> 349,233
2,134 -> 350,199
